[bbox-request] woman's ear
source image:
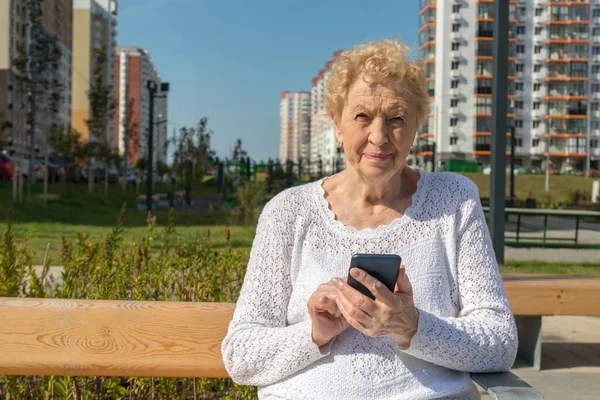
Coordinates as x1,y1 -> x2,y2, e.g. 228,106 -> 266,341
330,111 -> 343,144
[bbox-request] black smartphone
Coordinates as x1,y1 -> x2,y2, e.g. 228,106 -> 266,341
347,254 -> 401,300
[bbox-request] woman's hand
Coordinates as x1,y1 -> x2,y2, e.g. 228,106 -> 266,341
332,265 -> 419,348
307,281 -> 350,347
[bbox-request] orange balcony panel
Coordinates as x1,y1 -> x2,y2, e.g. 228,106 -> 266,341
546,58 -> 589,63
428,114 -> 435,118
419,4 -> 436,15
474,113 -> 492,117
547,1 -> 590,5
426,77 -> 435,82
418,41 -> 436,51
544,152 -> 586,157
429,96 -> 435,100
418,133 -> 435,139
425,59 -> 435,64
545,77 -> 589,82
419,23 -> 436,33
473,151 -> 491,155
475,37 -> 494,41
509,38 -> 517,42
545,96 -> 588,101
476,18 -> 494,23
473,132 -> 492,136
543,133 -> 587,138
544,114 -> 587,119
475,56 -> 493,60
509,57 -> 516,61
546,39 -> 590,44
546,20 -> 590,25
475,0 -> 494,2
418,151 -> 434,156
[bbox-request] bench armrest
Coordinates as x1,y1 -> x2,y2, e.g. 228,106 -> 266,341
470,371 -> 544,400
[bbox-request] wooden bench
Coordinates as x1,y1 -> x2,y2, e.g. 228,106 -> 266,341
503,274 -> 600,371
0,296 -> 543,399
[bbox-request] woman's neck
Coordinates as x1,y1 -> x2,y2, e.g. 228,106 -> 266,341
337,166 -> 417,207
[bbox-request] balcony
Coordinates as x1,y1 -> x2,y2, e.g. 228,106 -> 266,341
449,88 -> 461,97
593,92 -> 600,100
515,71 -> 525,80
595,17 -> 600,25
451,50 -> 462,59
593,54 -> 600,63
451,31 -> 462,41
516,53 -> 525,61
593,111 -> 600,118
450,106 -> 461,116
451,69 -> 461,78
517,34 -> 526,42
474,144 -> 491,152
452,12 -> 461,22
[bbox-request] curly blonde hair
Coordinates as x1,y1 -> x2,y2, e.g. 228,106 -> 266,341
326,39 -> 429,126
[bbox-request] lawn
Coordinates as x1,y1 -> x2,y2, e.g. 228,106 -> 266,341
460,173 -> 596,205
1,173 -> 598,266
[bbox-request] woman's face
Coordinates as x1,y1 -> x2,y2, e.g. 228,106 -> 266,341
333,75 -> 418,181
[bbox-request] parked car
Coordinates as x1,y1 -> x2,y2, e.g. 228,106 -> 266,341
0,154 -> 13,181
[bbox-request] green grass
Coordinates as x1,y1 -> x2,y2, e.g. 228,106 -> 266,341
460,173 -> 595,205
502,260 -> 600,275
1,174 -> 599,266
0,179 -> 255,264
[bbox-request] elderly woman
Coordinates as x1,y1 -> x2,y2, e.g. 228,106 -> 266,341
222,39 -> 517,399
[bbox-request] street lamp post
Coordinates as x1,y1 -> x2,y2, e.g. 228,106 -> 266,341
146,80 -> 169,212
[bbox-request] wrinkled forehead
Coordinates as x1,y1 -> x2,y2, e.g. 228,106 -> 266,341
346,77 -> 413,112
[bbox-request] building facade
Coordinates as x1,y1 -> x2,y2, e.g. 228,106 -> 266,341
279,91 -> 311,166
0,0 -> 73,156
418,0 -> 600,173
72,0 -> 117,145
113,46 -> 167,167
308,51 -> 345,175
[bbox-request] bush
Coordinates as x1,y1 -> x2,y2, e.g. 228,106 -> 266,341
0,207 -> 257,399
229,181 -> 267,226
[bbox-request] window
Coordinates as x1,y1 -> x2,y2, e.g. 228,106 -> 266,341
451,61 -> 460,70
452,4 -> 460,13
515,100 -> 523,109
452,23 -> 461,32
451,99 -> 459,107
451,80 -> 459,88
533,120 -> 541,128
516,82 -> 524,91
533,102 -> 541,109
515,120 -> 523,128
593,102 -> 600,111
592,83 -> 600,93
533,139 -> 540,147
534,46 -> 543,54
515,138 -> 523,147
516,63 -> 524,72
592,139 -> 599,148
535,27 -> 543,35
593,65 -> 600,74
534,64 -> 542,72
450,118 -> 458,126
450,136 -> 458,145
517,45 -> 525,53
452,42 -> 460,51
534,83 -> 541,91
517,26 -> 525,35
593,47 -> 600,55
592,121 -> 600,130
535,8 -> 543,17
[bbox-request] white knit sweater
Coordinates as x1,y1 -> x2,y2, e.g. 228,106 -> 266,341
222,171 -> 518,400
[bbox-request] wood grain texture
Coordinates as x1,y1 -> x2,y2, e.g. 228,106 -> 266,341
0,274 -> 598,378
0,298 -> 234,377
503,274 -> 600,316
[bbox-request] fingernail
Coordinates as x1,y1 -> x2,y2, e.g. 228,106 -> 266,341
333,278 -> 343,287
350,269 -> 360,278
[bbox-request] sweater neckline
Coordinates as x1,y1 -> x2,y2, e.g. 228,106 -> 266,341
313,169 -> 427,236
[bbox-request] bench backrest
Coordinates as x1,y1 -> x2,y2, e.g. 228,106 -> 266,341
1,274 -> 599,377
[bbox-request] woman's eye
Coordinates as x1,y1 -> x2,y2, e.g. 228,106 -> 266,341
391,116 -> 405,122
355,113 -> 369,120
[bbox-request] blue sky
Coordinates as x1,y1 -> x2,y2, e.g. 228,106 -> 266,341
117,0 -> 420,162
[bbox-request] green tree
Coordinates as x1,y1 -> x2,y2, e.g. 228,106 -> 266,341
85,47 -> 116,194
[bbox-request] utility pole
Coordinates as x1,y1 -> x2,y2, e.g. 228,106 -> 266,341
27,0 -> 38,199
146,81 -> 169,212
490,0 -> 509,265
509,126 -> 516,203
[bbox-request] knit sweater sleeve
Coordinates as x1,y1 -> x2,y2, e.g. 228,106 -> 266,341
402,178 -> 518,372
221,192 -> 328,386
